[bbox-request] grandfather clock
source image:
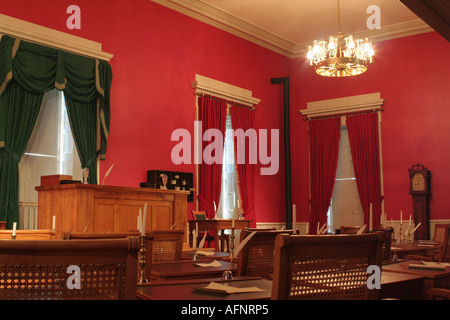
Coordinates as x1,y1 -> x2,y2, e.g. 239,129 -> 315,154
408,164 -> 430,240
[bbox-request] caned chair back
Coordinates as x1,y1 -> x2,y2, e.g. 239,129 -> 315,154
151,229 -> 184,261
372,227 -> 393,260
435,224 -> 450,262
0,237 -> 139,300
236,229 -> 293,279
191,210 -> 214,248
64,231 -> 153,278
192,211 -> 207,220
271,233 -> 383,300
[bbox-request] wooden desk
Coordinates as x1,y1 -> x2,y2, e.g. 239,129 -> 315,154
137,277 -> 272,300
381,270 -> 426,299
188,219 -> 251,251
139,271 -> 426,300
182,250 -> 231,261
150,260 -> 237,281
36,183 -> 189,239
391,241 -> 441,259
0,229 -> 55,240
382,260 -> 450,292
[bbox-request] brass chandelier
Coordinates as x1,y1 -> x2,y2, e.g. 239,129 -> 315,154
307,0 -> 374,77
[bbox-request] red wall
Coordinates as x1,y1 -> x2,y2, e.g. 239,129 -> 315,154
290,32 -> 450,223
1,0 -> 291,223
2,1 -> 450,225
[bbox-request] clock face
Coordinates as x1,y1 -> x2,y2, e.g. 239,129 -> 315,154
412,173 -> 425,191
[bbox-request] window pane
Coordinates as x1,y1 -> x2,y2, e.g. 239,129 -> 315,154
218,114 -> 240,220
19,90 -> 81,223
329,126 -> 364,231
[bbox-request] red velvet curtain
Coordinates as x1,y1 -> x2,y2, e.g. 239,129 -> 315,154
346,112 -> 383,229
231,106 -> 256,228
308,117 -> 341,234
197,96 -> 227,219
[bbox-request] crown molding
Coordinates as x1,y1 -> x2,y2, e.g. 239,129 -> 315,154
151,0 -> 298,57
0,14 -> 113,61
152,0 -> 434,59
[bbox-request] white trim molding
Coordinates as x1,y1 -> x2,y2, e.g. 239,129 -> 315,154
300,92 -> 385,119
191,74 -> 261,107
151,0 -> 433,59
0,14 -> 113,61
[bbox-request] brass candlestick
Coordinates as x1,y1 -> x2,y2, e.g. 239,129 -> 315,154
407,225 -> 413,243
222,227 -> 235,280
399,224 -> 404,244
138,235 -> 148,284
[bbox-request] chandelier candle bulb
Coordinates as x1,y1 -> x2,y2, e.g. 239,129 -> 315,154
307,0 -> 374,77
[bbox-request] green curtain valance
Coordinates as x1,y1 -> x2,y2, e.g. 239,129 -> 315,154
0,35 -> 112,229
0,35 -> 112,157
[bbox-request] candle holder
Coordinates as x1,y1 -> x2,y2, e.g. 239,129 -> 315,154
407,225 -> 413,243
398,224 -> 404,244
10,234 -> 16,240
138,235 -> 149,284
222,227 -> 235,280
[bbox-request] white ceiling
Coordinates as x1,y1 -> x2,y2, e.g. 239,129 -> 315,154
152,0 -> 433,57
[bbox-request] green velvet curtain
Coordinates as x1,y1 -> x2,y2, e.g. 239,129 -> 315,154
0,35 -> 112,229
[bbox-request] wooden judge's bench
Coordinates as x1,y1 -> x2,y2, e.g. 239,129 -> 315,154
36,176 -> 189,239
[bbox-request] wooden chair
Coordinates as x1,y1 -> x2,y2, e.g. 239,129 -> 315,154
64,231 -> 153,279
372,227 -> 394,261
271,233 -> 384,300
0,237 -> 139,300
236,229 -> 293,279
191,210 -> 214,248
0,229 -> 56,240
405,224 -> 450,262
426,288 -> 450,300
151,229 -> 184,262
340,225 -> 365,234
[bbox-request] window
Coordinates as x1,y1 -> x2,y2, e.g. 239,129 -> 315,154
217,113 -> 240,220
300,92 -> 384,234
18,90 -> 81,218
328,125 -> 364,231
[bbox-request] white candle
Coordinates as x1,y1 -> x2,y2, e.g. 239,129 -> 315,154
237,200 -> 241,216
138,209 -> 142,234
400,210 -> 403,225
213,201 -> 217,213
409,214 -> 412,230
194,223 -> 198,250
292,204 -> 297,232
142,203 -> 147,236
412,222 -> 421,233
232,208 -> 236,228
369,203 -> 373,231
317,222 -> 320,234
12,222 -> 16,236
52,216 -> 56,230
